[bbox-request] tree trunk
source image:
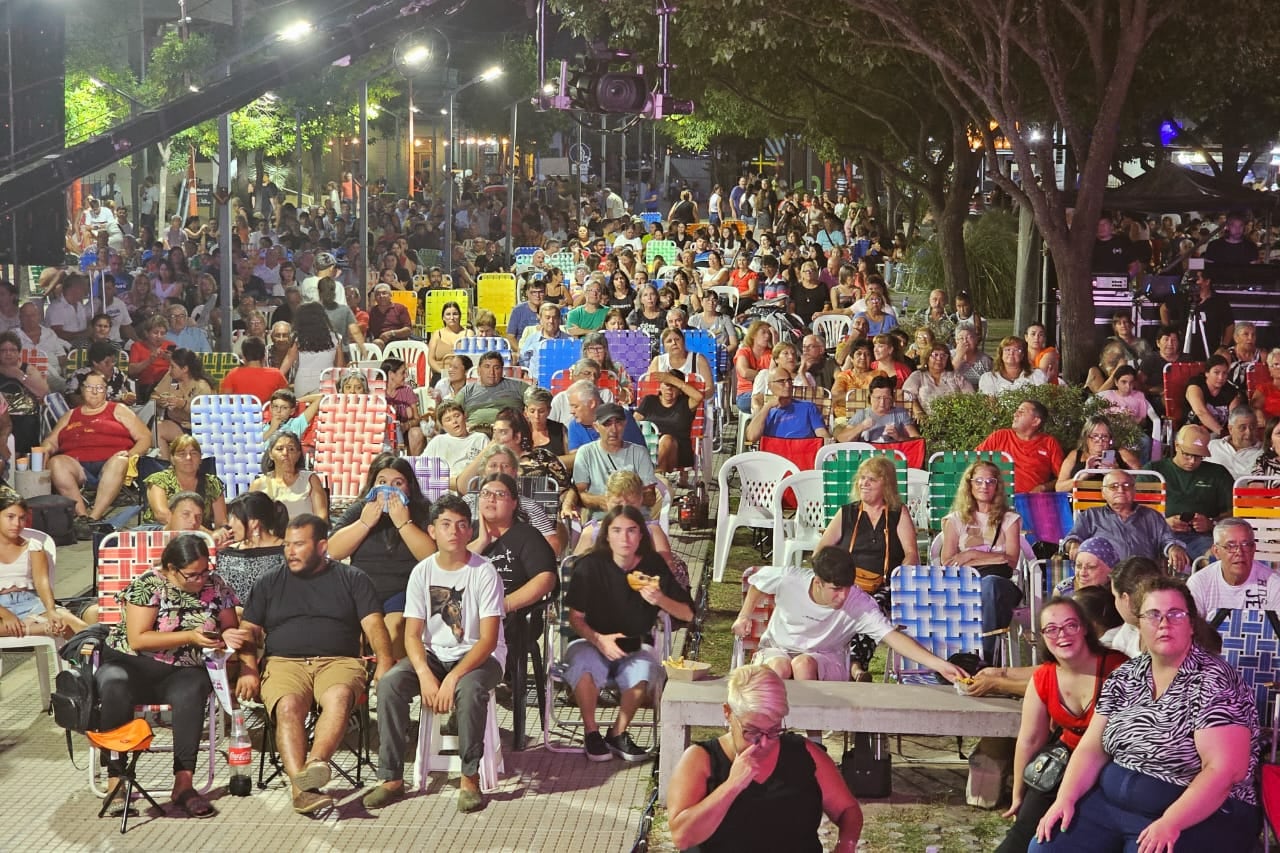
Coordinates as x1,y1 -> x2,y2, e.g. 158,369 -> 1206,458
310,145 -> 325,206
1046,230 -> 1094,384
934,198 -> 970,297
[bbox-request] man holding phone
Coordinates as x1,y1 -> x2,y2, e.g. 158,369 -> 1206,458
1153,424 -> 1235,561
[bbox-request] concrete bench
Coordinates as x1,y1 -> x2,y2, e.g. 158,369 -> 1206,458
658,677 -> 1022,799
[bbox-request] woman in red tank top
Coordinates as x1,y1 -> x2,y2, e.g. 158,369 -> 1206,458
40,373 -> 151,533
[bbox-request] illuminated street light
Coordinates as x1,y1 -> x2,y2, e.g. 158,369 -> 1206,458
277,20 -> 313,42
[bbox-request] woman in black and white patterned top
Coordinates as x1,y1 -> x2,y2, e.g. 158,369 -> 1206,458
1031,576 -> 1262,852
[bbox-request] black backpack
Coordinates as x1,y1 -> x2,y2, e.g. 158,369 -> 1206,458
26,495 -> 77,547
50,625 -> 108,760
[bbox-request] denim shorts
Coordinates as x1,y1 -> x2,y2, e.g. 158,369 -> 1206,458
0,589 -> 45,620
563,640 -> 662,692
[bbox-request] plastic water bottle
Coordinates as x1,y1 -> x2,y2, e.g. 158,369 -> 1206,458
228,710 -> 252,796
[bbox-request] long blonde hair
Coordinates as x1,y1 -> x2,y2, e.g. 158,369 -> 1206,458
950,460 -> 1010,538
850,456 -> 903,512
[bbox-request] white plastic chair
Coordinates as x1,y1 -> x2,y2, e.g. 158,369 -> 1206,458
415,692 -> 504,793
769,471 -> 826,567
813,314 -> 853,349
653,477 -> 673,537
0,529 -> 60,710
351,341 -> 384,364
707,285 -> 739,315
382,340 -> 431,387
813,441 -> 876,470
712,451 -> 801,583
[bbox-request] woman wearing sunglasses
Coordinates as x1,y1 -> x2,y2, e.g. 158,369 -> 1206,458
666,664 -> 863,853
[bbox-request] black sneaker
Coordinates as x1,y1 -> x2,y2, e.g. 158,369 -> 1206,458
584,730 -> 612,762
605,730 -> 650,762
73,515 -> 95,542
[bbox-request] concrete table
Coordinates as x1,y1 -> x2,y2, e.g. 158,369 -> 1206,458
658,677 -> 1022,799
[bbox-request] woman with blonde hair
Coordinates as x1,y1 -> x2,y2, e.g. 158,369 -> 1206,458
814,455 -> 918,678
735,320 -> 775,413
940,460 -> 1024,661
979,335 -> 1045,395
667,664 -> 862,852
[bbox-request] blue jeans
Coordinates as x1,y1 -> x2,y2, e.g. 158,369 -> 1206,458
736,391 -> 753,414
981,574 -> 1023,664
1173,530 -> 1214,562
1029,762 -> 1261,852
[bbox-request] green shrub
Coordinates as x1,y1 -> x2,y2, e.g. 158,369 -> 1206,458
922,383 -> 1143,456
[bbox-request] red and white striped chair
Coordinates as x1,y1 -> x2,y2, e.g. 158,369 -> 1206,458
319,366 -> 388,396
91,530 -> 221,796
312,394 -> 392,506
635,371 -> 709,477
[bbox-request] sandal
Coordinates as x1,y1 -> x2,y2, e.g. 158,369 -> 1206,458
173,789 -> 217,819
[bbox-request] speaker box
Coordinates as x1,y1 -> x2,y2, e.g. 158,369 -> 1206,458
0,3 -> 67,266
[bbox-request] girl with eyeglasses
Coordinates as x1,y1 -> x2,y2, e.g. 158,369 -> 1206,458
994,597 -> 1127,853
940,460 -> 1024,662
666,664 -> 862,853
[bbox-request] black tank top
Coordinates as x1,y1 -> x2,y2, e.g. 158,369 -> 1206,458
684,733 -> 823,853
836,501 -> 906,584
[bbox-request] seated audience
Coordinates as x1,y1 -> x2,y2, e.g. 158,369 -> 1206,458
380,357 -> 427,455
1032,577 -> 1260,852
814,456 -> 918,679
634,369 -> 704,473
978,336 -> 1045,395
454,351 -> 527,428
995,597 -> 1128,853
41,371 -> 151,539
66,340 -> 136,408
251,431 -> 328,520
228,515 -> 393,816
1062,470 -> 1186,571
836,375 -> 918,443
667,665 -> 863,853
1186,518 -> 1280,613
218,336 -> 289,402
745,368 -> 832,447
0,331 -> 49,455
154,348 -> 213,459
574,403 -> 658,518
734,548 -> 964,683
363,495 -> 505,814
163,303 -> 210,353
1248,348 -> 1280,419
902,343 -> 972,418
566,381 -> 647,451
1105,556 -> 1163,658
142,435 -> 227,529
1152,424 -> 1233,560
423,401 -> 489,490
217,491 -> 289,604
0,495 -> 87,639
96,534 -> 238,819
1206,405 -> 1262,479
976,400 -> 1064,494
1054,415 -> 1140,492
564,505 -> 694,762
1054,536 -> 1119,597
549,359 -> 615,425
1184,354 -> 1243,437
326,454 -> 436,659
950,326 -> 992,388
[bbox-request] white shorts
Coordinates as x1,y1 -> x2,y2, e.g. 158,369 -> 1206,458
753,646 -> 849,681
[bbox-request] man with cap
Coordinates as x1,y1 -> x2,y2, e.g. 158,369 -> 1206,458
300,251 -> 339,304
1152,423 -> 1235,560
573,401 -> 658,517
367,283 -> 413,348
1054,536 -> 1120,597
1187,517 -> 1280,614
1062,469 -> 1187,572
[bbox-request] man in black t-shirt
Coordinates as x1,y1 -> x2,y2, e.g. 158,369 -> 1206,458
231,514 -> 392,816
1091,216 -> 1141,276
1203,212 -> 1259,266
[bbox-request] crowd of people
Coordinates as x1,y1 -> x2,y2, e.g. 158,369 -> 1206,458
4,176 -> 1279,848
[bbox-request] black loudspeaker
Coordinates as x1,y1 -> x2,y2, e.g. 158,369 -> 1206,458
0,3 -> 67,266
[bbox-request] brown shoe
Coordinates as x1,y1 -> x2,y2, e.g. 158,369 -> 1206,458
292,789 -> 334,815
291,759 -> 331,792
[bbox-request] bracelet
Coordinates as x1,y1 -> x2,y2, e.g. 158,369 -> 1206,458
359,520 -> 373,531
396,521 -> 411,531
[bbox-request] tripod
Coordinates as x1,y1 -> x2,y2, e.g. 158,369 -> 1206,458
1182,302 -> 1212,359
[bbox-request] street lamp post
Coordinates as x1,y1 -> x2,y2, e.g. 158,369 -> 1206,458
443,66 -> 502,277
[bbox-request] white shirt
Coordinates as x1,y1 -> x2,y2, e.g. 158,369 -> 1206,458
100,299 -> 133,342
1206,437 -> 1262,481
17,327 -> 70,376
1187,560 -> 1280,614
978,370 -> 1046,396
44,299 -> 90,335
1105,622 -> 1141,658
750,565 -> 892,656
254,262 -> 282,288
708,191 -> 722,216
404,553 -> 507,668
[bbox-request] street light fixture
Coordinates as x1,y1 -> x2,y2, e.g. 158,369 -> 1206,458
277,20 -> 313,42
443,65 -> 503,270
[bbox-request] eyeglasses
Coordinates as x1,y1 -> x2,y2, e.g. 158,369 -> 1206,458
1088,433 -> 1114,443
176,566 -> 211,582
1137,608 -> 1190,626
1041,620 -> 1082,639
479,489 -> 512,501
1103,482 -> 1135,491
82,384 -> 108,392
971,477 -> 999,486
738,720 -> 787,745
1219,541 -> 1257,553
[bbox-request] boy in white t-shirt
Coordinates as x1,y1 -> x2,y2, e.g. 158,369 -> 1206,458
364,494 -> 506,814
733,548 -> 966,683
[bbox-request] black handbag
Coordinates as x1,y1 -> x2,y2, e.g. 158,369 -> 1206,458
840,731 -> 891,798
1022,739 -> 1071,793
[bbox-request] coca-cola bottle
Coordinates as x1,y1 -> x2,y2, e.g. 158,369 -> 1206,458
228,710 -> 252,796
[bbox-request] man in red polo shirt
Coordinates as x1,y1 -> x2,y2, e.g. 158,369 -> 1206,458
976,399 -> 1064,494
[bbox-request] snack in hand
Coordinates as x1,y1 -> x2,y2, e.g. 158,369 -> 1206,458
626,571 -> 660,591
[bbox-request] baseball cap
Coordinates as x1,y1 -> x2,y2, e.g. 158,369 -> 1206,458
596,403 -> 626,425
315,251 -> 338,270
1176,425 -> 1210,456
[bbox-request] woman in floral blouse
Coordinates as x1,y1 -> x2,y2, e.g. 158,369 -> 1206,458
95,534 -> 240,819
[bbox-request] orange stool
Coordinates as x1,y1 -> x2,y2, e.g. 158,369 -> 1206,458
87,719 -> 162,833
